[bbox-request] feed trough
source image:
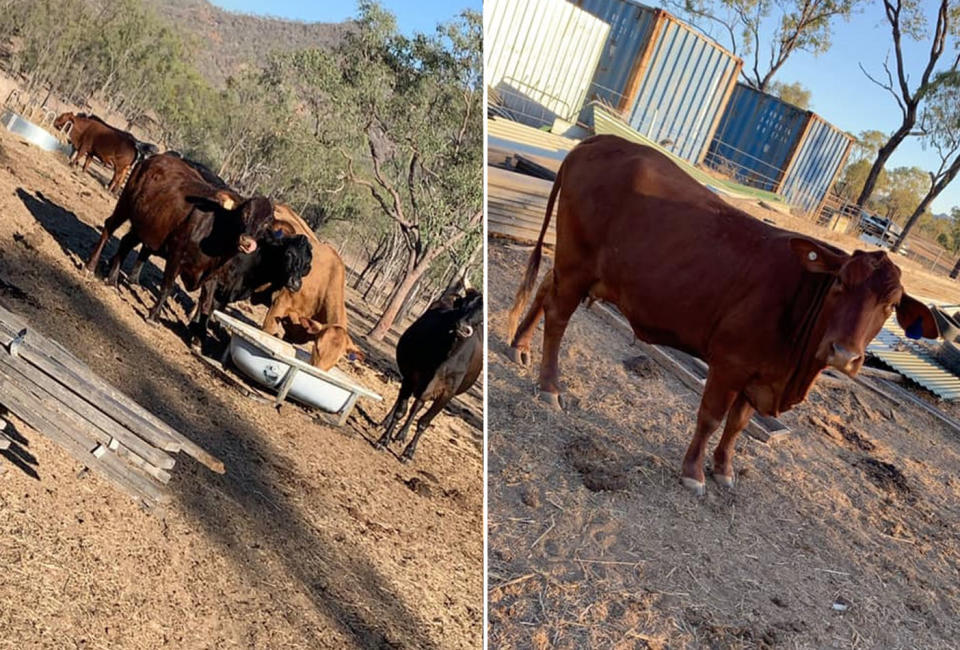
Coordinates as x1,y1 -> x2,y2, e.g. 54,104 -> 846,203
1,109 -> 72,155
211,310 -> 381,425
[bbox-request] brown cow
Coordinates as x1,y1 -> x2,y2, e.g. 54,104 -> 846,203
84,153 -> 274,324
53,113 -> 152,193
507,135 -> 938,495
262,204 -> 361,370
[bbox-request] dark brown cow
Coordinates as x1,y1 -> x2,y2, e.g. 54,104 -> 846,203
507,135 -> 938,495
53,113 -> 151,193
84,153 -> 274,324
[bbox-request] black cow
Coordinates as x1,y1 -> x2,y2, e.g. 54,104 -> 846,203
377,289 -> 483,461
187,231 -> 313,344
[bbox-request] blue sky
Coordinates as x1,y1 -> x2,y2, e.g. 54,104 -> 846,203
689,2 -> 960,215
211,0 -> 480,36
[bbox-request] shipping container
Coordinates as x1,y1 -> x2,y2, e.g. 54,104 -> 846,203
707,83 -> 854,215
485,0 -> 610,129
575,1 -> 742,164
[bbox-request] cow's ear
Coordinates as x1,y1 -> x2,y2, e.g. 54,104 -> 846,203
789,238 -> 846,274
272,220 -> 297,237
298,317 -> 323,335
213,190 -> 238,211
896,293 -> 939,340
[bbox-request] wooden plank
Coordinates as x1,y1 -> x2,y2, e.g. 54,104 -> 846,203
0,308 -> 224,473
0,432 -> 10,451
0,313 -> 182,452
0,352 -> 174,485
0,367 -> 167,505
862,375 -> 960,436
0,347 -> 176,470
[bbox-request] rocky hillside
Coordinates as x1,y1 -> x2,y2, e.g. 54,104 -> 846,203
146,0 -> 350,85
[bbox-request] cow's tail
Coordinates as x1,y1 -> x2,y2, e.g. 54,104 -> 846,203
506,161 -> 563,341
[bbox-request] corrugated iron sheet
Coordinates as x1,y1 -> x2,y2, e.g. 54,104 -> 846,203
867,312 -> 960,400
485,0 -> 610,125
708,83 -> 853,215
575,1 -> 741,164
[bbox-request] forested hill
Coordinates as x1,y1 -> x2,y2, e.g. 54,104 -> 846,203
127,0 -> 350,85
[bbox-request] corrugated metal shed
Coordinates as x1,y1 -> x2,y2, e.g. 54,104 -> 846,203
576,1 -> 742,164
708,83 -> 854,215
485,0 -> 610,127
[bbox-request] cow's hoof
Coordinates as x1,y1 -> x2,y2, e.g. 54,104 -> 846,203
510,347 -> 530,367
681,476 -> 706,496
539,391 -> 563,410
713,472 -> 735,489
399,454 -> 413,464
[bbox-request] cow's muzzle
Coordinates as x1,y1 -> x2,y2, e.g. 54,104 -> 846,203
238,235 -> 257,254
455,322 -> 474,338
286,277 -> 302,292
827,343 -> 862,376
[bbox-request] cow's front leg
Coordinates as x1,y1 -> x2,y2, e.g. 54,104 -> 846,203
681,372 -> 737,495
712,393 -> 754,488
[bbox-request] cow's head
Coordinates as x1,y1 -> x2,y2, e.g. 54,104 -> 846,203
791,238 -> 937,376
235,196 -> 275,255
451,289 -> 483,339
53,112 -> 73,131
297,318 -> 365,370
278,233 -> 312,292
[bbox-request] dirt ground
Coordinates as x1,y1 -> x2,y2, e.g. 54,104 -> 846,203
487,239 -> 960,649
0,127 -> 482,649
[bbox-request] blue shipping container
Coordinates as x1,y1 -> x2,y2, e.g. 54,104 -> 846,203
709,83 -> 854,215
576,1 -> 742,164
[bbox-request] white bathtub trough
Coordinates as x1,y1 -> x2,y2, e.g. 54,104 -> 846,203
211,310 -> 381,424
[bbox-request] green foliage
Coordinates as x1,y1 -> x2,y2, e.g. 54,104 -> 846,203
768,80 -> 811,109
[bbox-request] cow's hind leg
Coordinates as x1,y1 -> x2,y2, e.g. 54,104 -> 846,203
536,274 -> 586,409
377,382 -> 412,449
106,231 -> 139,288
128,247 -> 151,286
85,210 -> 128,275
509,271 -> 552,367
681,372 -> 737,495
712,393 -> 754,488
400,393 -> 453,462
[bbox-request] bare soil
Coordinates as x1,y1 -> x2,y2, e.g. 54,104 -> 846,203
0,127 -> 481,649
487,239 -> 960,649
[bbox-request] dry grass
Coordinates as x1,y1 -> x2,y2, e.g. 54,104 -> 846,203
0,127 -> 481,649
488,240 -> 960,649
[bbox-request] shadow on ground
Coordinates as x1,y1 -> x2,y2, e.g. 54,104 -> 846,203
0,247 -> 443,648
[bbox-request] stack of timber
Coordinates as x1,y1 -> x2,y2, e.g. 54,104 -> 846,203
488,166 -> 557,246
0,301 -> 224,508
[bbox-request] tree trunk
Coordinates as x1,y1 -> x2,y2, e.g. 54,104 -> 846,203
368,256 -> 430,340
857,121 -> 914,207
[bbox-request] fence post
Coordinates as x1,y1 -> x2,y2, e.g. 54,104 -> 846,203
933,249 -> 944,272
